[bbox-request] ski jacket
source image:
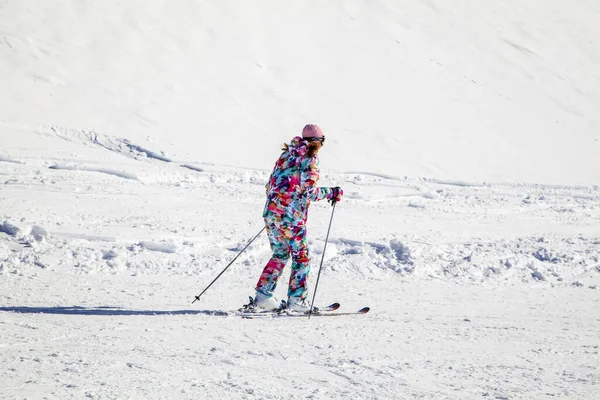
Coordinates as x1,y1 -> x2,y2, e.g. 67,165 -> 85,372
263,136 -> 331,227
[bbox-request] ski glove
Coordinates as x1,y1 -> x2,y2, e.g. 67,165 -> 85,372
327,187 -> 343,204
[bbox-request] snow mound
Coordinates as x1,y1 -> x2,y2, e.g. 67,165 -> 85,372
334,238 -> 414,275
0,221 -> 21,237
122,140 -> 172,163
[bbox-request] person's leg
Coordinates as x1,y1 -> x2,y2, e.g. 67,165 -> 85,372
255,223 -> 290,297
287,225 -> 310,300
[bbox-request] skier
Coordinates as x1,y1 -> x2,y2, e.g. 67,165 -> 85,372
252,124 -> 343,312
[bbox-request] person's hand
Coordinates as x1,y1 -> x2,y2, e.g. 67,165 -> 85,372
328,187 -> 343,204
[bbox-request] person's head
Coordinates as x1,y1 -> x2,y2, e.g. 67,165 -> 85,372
281,124 -> 326,156
302,124 -> 325,157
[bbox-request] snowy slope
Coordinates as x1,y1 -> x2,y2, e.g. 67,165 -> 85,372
1,0 -> 599,185
1,1 -> 600,400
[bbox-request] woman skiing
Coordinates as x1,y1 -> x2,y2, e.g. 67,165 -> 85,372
252,124 -> 343,312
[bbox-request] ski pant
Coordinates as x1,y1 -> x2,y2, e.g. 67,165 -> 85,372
255,220 -> 310,300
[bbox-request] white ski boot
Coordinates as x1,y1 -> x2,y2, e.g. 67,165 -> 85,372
253,291 -> 280,311
286,297 -> 317,313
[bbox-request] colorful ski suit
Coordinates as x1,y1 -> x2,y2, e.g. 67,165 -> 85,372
255,136 -> 332,300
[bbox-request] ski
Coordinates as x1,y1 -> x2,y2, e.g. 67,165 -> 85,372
240,306 -> 370,319
237,301 -> 340,317
238,295 -> 339,313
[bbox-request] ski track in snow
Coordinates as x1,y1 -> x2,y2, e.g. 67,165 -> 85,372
49,164 -> 139,181
0,155 -> 22,164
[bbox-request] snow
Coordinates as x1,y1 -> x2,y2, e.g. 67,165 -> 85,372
1,1 -> 600,399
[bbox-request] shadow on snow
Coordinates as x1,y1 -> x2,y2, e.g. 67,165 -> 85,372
0,306 -> 228,316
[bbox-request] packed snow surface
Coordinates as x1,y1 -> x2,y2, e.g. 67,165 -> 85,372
1,1 -> 600,399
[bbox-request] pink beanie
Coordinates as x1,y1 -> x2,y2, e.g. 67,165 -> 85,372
302,124 -> 324,138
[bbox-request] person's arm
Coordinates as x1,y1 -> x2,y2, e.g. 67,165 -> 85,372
300,157 -> 330,202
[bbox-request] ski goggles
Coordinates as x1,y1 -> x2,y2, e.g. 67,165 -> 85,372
304,136 -> 325,144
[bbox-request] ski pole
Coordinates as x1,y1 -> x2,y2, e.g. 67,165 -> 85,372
309,201 -> 337,318
192,226 -> 266,304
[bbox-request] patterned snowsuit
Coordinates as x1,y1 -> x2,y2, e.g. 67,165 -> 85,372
255,136 -> 332,300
